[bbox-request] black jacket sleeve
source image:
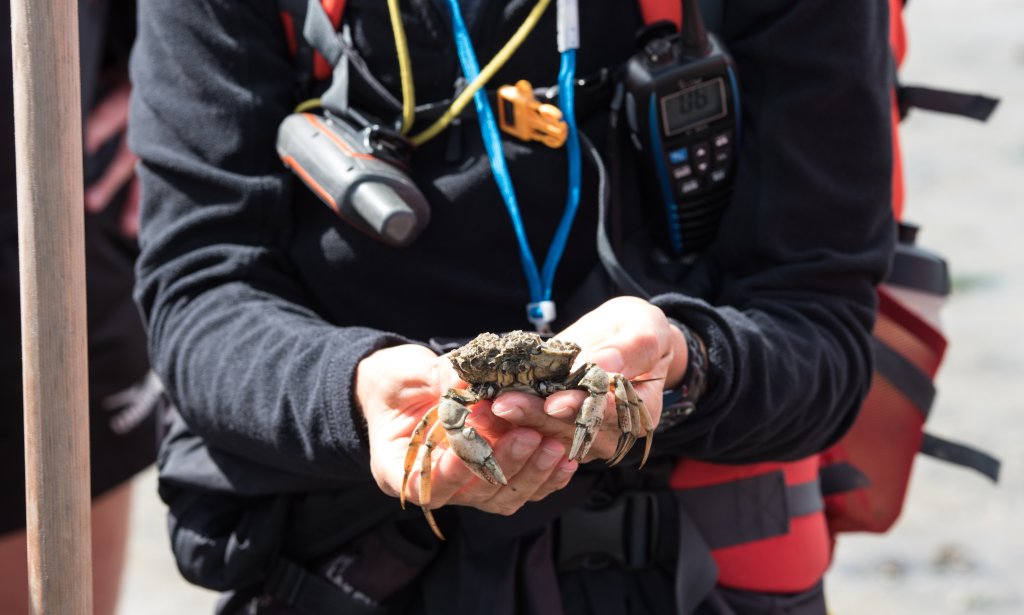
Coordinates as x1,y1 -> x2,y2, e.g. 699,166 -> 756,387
130,0 -> 408,483
649,0 -> 896,463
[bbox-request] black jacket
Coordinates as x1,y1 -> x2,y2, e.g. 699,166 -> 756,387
130,0 -> 895,612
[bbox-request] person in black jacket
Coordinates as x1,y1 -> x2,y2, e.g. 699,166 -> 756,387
0,2 -> 158,613
129,1 -> 895,613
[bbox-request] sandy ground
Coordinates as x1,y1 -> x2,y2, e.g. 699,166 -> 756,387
114,1 -> 1023,612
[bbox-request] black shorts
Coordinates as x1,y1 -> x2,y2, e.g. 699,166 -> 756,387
0,208 -> 158,534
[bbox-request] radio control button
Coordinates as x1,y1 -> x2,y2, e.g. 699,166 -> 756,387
713,149 -> 730,165
680,179 -> 702,194
668,147 -> 689,164
710,168 -> 728,184
713,132 -> 731,149
693,142 -> 710,162
673,165 -> 693,179
696,161 -> 710,175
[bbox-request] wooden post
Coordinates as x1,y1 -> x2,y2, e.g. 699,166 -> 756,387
10,0 -> 93,611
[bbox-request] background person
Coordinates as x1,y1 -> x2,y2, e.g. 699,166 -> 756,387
0,1 -> 158,613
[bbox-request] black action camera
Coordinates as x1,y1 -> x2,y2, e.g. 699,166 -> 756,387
622,0 -> 739,258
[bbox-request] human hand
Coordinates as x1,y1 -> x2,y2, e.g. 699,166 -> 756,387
492,296 -> 688,463
356,344 -> 578,518
84,79 -> 140,238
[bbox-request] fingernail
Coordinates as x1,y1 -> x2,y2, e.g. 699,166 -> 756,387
591,347 -> 625,374
557,460 -> 578,476
511,433 -> 539,459
536,442 -> 563,470
492,403 -> 523,422
546,405 -> 575,420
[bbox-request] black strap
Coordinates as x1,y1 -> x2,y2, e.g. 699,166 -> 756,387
286,0 -> 401,115
920,433 -> 1001,483
872,336 -> 936,419
558,472 -> 824,571
818,461 -> 872,496
587,84 -> 651,299
787,479 -> 826,518
674,503 -> 719,615
898,85 -> 1000,122
266,560 -> 396,615
678,473 -> 823,550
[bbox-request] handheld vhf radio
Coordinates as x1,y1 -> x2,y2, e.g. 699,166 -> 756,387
623,0 -> 739,258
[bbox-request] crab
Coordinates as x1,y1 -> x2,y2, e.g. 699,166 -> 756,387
401,330 -> 654,539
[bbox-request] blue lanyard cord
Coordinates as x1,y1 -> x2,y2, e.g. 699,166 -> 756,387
443,0 -> 581,329
540,48 -> 581,301
445,0 -> 542,302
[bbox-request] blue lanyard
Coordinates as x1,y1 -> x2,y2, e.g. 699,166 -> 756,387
443,0 -> 582,333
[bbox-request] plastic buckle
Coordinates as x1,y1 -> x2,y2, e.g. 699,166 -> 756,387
526,300 -> 556,335
497,80 -> 568,148
361,124 -> 413,165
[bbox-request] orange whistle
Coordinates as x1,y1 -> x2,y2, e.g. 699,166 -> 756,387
497,80 -> 568,149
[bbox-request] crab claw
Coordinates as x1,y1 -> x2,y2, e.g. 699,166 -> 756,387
439,397 -> 508,486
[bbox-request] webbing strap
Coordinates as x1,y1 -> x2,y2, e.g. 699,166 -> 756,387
301,0 -> 350,115
678,473 -> 823,550
637,0 -> 724,33
872,336 -> 936,419
818,461 -> 872,497
302,0 -> 344,65
266,560 -> 395,614
920,433 -> 1001,483
899,85 -> 1000,122
787,479 -> 826,518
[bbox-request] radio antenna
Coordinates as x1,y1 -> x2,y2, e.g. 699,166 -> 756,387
680,0 -> 711,58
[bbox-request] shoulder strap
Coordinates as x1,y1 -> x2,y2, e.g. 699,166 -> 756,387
279,0 -> 401,116
637,0 -> 723,33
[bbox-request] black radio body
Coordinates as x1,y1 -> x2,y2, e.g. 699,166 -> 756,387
623,27 -> 740,258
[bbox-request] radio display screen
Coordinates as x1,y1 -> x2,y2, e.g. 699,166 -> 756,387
661,78 -> 727,136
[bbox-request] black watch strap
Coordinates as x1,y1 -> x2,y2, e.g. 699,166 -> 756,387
659,318 -> 709,432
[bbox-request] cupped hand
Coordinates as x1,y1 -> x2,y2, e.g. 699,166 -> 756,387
356,344 -> 577,518
492,296 -> 689,463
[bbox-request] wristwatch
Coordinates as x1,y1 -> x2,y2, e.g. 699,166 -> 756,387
659,318 -> 709,432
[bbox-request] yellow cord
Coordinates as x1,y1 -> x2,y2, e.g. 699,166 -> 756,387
388,0 -> 416,134
292,0 -> 548,145
409,0 -> 552,147
294,98 -> 323,113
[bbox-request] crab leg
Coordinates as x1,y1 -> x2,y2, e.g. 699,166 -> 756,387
569,364 -> 608,461
608,376 -> 638,466
402,404 -> 439,510
634,381 -> 654,468
419,419 -> 447,540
